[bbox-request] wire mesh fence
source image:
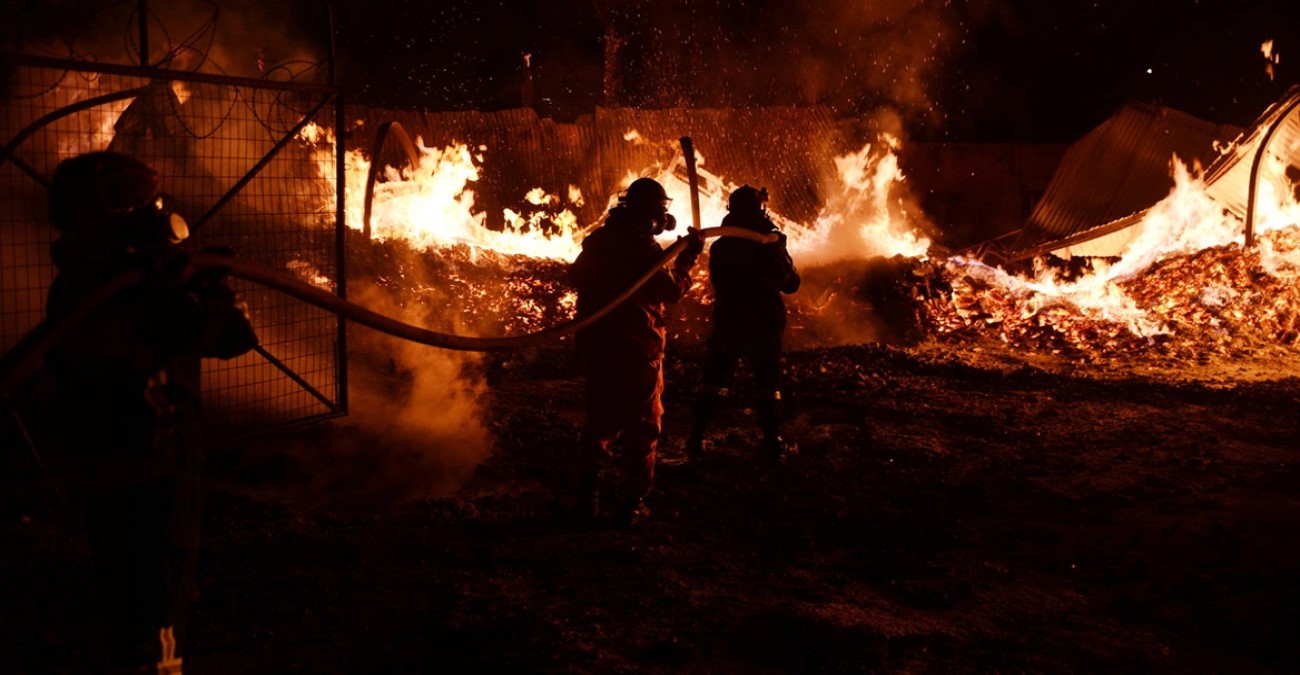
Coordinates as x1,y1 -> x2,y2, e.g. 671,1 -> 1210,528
1,57 -> 345,438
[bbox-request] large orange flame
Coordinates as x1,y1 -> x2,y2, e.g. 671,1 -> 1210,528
937,153 -> 1300,352
299,123 -> 929,266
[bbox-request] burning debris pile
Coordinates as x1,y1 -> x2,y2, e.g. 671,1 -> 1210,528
298,120 -> 932,351
299,109 -> 1300,366
925,225 -> 1300,360
345,231 -> 576,342
1127,229 -> 1300,350
344,234 -> 902,352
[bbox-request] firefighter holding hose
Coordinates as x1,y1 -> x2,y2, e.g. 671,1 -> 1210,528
570,177 -> 703,526
686,185 -> 800,462
44,151 -> 257,674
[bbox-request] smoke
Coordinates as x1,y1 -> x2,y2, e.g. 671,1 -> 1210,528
602,0 -> 968,131
8,0 -> 327,78
333,279 -> 494,500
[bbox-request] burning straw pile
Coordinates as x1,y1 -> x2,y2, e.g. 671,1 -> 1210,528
926,226 -> 1300,361
346,230 -> 576,344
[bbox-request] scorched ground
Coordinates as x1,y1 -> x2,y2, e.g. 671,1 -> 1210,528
4,336 -> 1298,674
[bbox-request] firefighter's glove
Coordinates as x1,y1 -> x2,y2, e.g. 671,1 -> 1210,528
187,245 -> 235,289
152,247 -> 193,288
772,230 -> 788,248
675,228 -> 704,271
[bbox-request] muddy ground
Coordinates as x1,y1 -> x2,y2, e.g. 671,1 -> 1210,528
4,338 -> 1300,674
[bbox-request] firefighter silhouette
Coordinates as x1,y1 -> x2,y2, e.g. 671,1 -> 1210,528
569,177 -> 703,525
44,152 -> 258,674
686,185 -> 800,460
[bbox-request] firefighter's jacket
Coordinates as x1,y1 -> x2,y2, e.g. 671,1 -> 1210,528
570,207 -> 691,362
45,237 -> 259,466
708,211 -> 801,345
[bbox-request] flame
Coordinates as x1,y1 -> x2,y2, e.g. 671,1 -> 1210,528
37,73 -> 132,160
170,81 -> 191,105
286,259 -> 333,288
1263,40 -> 1280,81
294,114 -> 1300,356
932,152 -> 1300,355
300,122 -> 929,266
802,134 -> 931,264
294,122 -> 944,343
299,123 -> 584,260
612,133 -> 929,265
567,185 -> 585,207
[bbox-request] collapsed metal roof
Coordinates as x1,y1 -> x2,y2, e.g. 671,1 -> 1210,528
1004,101 -> 1245,260
1201,85 -> 1300,242
348,105 -> 848,230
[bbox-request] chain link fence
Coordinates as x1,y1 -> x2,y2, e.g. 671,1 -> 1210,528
1,55 -> 346,439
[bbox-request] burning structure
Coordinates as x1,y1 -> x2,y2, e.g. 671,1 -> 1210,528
4,2 -> 1300,673
5,44 -> 1300,432
929,86 -> 1300,361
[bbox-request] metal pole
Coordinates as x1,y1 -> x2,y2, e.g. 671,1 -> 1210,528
680,136 -> 702,231
335,91 -> 349,414
1244,90 -> 1300,248
325,1 -> 338,87
138,0 -> 150,66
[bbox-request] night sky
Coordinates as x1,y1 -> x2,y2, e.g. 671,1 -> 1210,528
330,0 -> 1300,142
7,0 -> 1300,142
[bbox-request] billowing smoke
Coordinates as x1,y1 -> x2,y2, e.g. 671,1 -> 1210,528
338,280 -> 494,500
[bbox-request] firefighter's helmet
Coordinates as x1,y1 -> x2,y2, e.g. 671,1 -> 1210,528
617,177 -> 675,234
49,152 -> 188,245
620,177 -> 671,212
728,184 -> 768,213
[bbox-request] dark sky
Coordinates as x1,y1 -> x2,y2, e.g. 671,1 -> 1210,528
331,0 -> 1300,143
8,0 -> 1299,143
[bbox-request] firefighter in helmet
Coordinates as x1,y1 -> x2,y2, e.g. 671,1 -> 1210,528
569,177 -> 703,525
686,184 -> 800,460
44,151 -> 258,674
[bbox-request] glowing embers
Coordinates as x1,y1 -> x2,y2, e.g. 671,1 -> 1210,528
931,158 -> 1300,358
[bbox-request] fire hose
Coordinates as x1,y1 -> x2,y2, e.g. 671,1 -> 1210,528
0,225 -> 776,499
0,225 -> 776,411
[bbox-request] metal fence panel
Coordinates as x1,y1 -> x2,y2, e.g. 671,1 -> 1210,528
1,59 -> 345,438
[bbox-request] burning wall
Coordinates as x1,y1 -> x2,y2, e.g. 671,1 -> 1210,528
307,86 -> 1300,370
297,102 -> 934,353
344,104 -> 851,231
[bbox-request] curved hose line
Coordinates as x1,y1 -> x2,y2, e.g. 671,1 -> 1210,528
200,225 -> 775,351
362,121 -> 422,240
1,226 -> 775,406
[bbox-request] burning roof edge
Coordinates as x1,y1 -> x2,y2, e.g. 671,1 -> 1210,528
1001,100 -> 1249,261
1200,85 -> 1300,223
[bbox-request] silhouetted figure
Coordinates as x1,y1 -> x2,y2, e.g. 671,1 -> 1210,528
686,185 -> 800,461
44,152 -> 258,674
569,177 -> 702,526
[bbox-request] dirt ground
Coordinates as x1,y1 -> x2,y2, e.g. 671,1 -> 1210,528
4,338 -> 1300,674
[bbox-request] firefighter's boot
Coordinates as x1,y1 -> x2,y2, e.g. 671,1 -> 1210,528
686,391 -> 721,460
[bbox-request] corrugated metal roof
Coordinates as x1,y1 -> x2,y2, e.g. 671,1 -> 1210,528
346,104 -> 847,230
1202,85 -> 1300,227
1006,101 -> 1244,260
